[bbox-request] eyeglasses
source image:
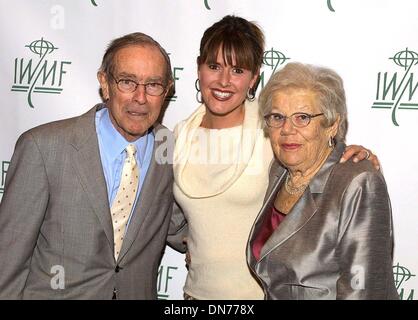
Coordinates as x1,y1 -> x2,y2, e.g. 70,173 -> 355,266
264,112 -> 324,128
110,73 -> 166,96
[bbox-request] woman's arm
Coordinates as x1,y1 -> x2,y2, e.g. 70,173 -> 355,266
166,200 -> 188,253
340,145 -> 380,170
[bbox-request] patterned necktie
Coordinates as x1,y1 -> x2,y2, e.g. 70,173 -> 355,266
111,144 -> 139,261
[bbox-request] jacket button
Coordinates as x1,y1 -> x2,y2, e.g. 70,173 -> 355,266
115,265 -> 120,273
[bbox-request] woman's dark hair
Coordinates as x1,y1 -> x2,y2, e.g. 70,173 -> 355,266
198,15 -> 265,75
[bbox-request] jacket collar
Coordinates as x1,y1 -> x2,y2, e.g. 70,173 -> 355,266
69,104 -> 169,263
248,142 -> 346,265
308,141 -> 346,194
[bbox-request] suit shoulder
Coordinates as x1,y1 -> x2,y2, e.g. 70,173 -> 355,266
329,160 -> 388,198
21,114 -> 81,142
332,159 -> 383,181
154,123 -> 173,137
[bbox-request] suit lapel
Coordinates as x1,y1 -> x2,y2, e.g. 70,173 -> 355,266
117,125 -> 167,262
69,105 -> 114,249
247,161 -> 285,268
257,142 -> 347,262
259,186 -> 318,261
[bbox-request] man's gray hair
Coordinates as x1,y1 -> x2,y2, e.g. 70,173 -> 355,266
99,32 -> 173,85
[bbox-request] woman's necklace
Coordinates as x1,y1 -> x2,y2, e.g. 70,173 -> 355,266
285,174 -> 308,195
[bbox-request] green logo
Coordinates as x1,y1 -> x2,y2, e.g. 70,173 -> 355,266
157,264 -> 178,299
393,263 -> 415,300
204,0 -> 211,10
257,48 -> 290,92
372,48 -> 418,126
11,38 -> 71,109
91,0 -> 98,6
166,66 -> 184,102
0,161 -> 10,200
327,0 -> 335,12
263,48 -> 290,73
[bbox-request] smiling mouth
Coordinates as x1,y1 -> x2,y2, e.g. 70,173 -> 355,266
212,90 -> 233,99
127,111 -> 147,116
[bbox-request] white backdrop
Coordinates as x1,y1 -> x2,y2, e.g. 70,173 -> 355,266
0,0 -> 417,300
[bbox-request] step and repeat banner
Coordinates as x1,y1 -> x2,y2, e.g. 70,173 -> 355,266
0,0 -> 417,299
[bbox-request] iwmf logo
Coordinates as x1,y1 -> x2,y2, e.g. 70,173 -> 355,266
165,53 -> 184,102
11,38 -> 71,108
157,264 -> 178,299
0,161 -> 10,201
372,48 -> 418,126
393,263 -> 415,300
257,48 -> 290,93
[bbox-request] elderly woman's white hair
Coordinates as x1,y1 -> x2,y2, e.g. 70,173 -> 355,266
259,62 -> 348,142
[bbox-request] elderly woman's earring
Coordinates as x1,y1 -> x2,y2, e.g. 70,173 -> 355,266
246,87 -> 256,101
195,79 -> 202,103
328,137 -> 335,148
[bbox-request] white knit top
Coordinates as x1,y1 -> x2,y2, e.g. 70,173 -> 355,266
173,100 -> 274,299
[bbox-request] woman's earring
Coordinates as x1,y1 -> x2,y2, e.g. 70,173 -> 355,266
328,137 -> 334,148
195,79 -> 202,103
246,87 -> 255,101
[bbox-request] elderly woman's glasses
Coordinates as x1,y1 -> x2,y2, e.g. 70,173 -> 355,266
264,112 -> 324,128
110,73 -> 166,96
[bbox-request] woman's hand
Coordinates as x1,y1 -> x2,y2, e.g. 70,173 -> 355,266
340,145 -> 380,170
183,237 -> 190,269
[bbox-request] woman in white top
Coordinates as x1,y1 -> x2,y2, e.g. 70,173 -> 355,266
168,15 -> 378,300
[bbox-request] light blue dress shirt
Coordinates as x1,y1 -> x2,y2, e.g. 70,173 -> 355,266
95,107 -> 154,232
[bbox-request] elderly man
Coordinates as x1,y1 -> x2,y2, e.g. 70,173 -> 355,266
0,32 -> 174,299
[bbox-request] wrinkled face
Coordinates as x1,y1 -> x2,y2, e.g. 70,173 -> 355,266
98,45 -> 170,141
198,49 -> 258,118
268,88 -> 339,172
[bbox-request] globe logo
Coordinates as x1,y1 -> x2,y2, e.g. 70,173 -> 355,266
393,263 -> 416,290
372,48 -> 418,126
263,48 -> 290,73
390,48 -> 418,71
389,48 -> 418,125
11,37 -> 71,109
25,38 -> 58,58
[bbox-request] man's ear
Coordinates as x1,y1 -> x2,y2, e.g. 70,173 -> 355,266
164,80 -> 174,100
97,71 -> 110,100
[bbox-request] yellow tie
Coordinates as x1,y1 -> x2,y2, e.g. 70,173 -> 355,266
111,144 -> 139,260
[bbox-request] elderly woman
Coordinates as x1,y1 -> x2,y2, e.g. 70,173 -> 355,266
247,62 -> 398,299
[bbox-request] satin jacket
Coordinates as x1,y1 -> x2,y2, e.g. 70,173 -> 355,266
247,142 -> 399,300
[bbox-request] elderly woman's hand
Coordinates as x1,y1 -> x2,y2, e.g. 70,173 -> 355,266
340,145 -> 380,170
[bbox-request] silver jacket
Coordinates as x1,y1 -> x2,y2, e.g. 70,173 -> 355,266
247,142 -> 399,300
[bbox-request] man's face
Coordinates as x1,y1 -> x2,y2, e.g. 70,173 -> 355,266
98,45 -> 170,141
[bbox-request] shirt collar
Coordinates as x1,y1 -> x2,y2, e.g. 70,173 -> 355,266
99,108 -> 150,166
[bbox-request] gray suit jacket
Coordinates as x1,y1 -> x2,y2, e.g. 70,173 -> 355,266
247,142 -> 399,300
0,105 -> 174,299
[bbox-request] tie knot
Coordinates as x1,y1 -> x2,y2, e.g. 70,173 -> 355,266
126,144 -> 137,158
